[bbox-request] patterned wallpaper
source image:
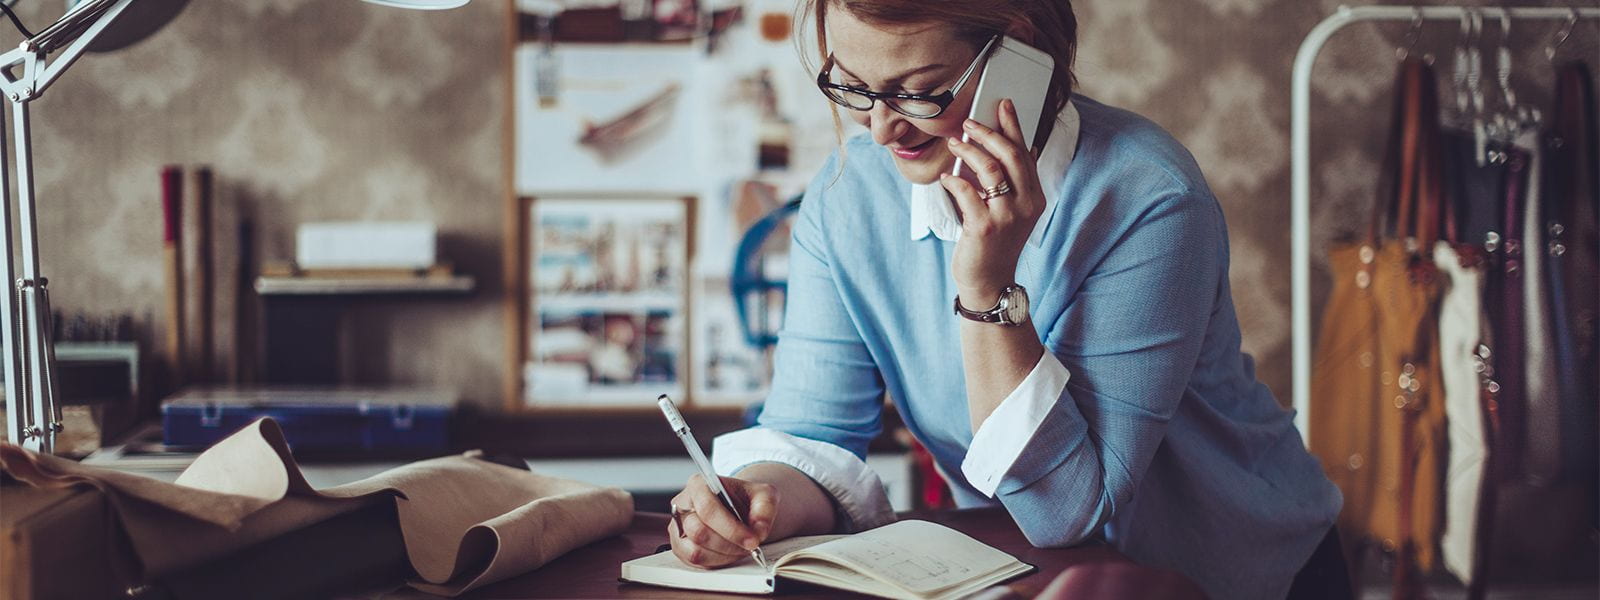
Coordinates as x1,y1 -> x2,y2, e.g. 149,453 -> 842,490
14,0 -> 509,404
11,0 -> 1593,408
1073,0 -> 1594,400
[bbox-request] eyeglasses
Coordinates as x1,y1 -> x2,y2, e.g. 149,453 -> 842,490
815,35 -> 999,119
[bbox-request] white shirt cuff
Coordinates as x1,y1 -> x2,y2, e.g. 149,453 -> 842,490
961,351 -> 1072,497
712,428 -> 897,532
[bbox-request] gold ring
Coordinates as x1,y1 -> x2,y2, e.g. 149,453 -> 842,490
671,503 -> 694,538
979,180 -> 1013,200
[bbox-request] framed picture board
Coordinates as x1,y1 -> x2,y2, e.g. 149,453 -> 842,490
511,195 -> 695,408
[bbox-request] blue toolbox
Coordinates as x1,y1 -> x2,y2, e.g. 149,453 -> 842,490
161,387 -> 455,453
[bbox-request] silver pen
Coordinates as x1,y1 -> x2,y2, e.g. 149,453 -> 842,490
658,394 -> 771,571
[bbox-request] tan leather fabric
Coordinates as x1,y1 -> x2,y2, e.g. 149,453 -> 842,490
0,419 -> 633,596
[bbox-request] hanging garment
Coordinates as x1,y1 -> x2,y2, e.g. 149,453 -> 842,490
1542,60 -> 1599,479
1436,130 -> 1502,587
1464,58 -> 1600,591
1311,58 -> 1446,584
1435,240 -> 1488,585
1457,140 -> 1532,600
1484,144 -> 1530,479
1516,126 -> 1562,485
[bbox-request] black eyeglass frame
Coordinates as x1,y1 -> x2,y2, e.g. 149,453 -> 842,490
815,34 -> 1000,119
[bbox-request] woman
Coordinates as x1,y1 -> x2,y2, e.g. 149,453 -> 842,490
668,1 -> 1346,598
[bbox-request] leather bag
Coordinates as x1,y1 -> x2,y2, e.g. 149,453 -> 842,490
1310,57 -> 1447,596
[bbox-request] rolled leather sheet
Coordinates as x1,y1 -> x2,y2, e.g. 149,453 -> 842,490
0,418 -> 633,596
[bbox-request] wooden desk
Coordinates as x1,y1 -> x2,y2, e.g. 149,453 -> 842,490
455,508 -> 1128,599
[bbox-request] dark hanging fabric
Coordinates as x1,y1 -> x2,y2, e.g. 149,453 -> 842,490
1464,140 -> 1530,600
1541,60 -> 1599,481
1461,60 -> 1600,600
1485,144 -> 1530,478
1445,131 -> 1510,246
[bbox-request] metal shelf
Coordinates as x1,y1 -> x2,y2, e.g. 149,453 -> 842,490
254,275 -> 475,296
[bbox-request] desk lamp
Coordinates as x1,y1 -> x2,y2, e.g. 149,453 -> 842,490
0,0 -> 470,453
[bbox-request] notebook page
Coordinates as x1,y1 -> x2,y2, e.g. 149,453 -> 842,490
800,520 -> 1020,595
620,549 -> 772,594
620,533 -> 847,594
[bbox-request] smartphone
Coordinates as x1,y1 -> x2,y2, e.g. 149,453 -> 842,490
951,36 -> 1054,179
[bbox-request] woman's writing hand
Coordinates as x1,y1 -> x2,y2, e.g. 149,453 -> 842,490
667,473 -> 780,568
940,99 -> 1044,306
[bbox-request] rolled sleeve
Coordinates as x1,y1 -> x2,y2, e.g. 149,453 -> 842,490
709,151 -> 895,533
712,428 -> 897,532
961,351 -> 1072,497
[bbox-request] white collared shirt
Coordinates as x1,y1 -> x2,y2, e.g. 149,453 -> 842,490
714,101 -> 1083,528
908,101 -> 1081,246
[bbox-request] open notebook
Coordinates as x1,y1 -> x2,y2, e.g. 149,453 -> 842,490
619,519 -> 1035,600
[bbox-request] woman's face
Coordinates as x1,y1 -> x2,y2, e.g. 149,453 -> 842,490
825,9 -> 982,185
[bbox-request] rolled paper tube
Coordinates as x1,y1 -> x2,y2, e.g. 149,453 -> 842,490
162,165 -> 185,389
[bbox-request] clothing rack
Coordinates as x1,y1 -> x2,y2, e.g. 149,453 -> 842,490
1289,5 -> 1600,444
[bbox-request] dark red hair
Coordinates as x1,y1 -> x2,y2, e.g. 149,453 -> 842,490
799,0 -> 1078,146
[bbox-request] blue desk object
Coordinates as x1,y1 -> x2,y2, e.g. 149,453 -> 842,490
161,387 -> 453,454
729,197 -> 801,350
729,197 -> 800,426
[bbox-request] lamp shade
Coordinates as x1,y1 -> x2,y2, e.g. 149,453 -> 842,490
63,0 -> 189,52
56,0 -> 469,53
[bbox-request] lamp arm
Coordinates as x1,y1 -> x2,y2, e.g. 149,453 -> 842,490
29,0 -> 114,51
0,0 -> 135,452
0,0 -> 135,102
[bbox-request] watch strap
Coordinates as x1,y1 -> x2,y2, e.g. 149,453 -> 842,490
954,285 -> 1024,325
954,295 -> 1004,322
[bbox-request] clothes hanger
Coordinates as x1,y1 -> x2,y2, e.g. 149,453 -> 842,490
1491,13 -> 1544,141
1545,8 -> 1579,62
1396,8 -> 1424,62
1484,13 -> 1514,144
1532,9 -> 1581,143
1496,14 -> 1517,119
1452,12 -> 1474,128
1464,9 -> 1492,165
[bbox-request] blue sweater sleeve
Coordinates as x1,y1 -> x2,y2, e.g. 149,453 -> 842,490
996,191 -> 1225,547
754,161 -> 887,460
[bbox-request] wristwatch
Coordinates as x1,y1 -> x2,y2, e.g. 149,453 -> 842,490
954,285 -> 1029,326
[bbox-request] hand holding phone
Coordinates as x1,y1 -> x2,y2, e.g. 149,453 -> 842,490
938,36 -> 1055,302
950,36 -> 1054,180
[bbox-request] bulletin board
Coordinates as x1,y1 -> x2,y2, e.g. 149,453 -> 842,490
501,0 -> 848,412
516,195 -> 694,408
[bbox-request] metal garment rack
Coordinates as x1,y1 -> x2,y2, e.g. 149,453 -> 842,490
1289,5 -> 1600,444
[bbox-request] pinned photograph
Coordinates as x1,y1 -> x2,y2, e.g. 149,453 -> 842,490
524,196 -> 691,406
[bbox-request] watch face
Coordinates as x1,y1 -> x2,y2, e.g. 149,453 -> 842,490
1002,287 -> 1029,323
